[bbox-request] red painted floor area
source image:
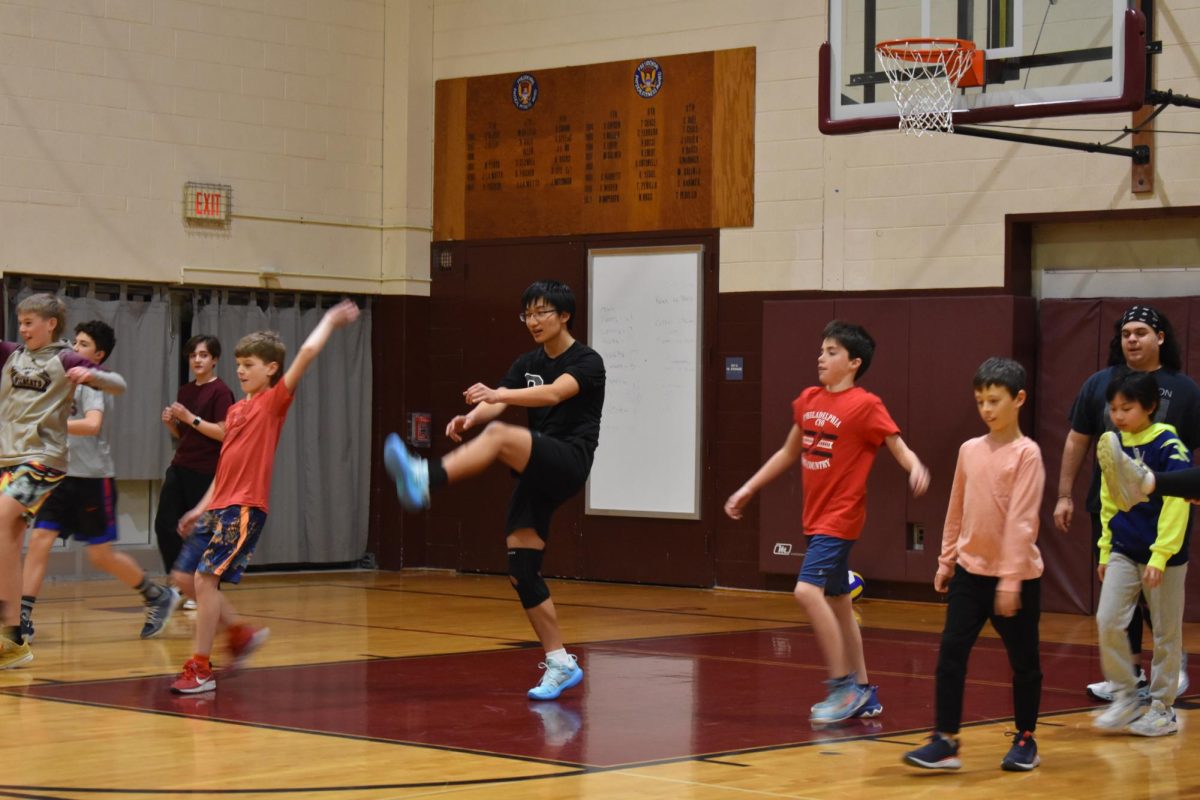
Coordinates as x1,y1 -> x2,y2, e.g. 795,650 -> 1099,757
19,627 -> 1114,767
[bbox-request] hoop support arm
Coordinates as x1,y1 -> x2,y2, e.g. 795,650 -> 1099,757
954,125 -> 1150,164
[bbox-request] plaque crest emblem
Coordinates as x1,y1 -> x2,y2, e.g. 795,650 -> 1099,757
634,59 -> 663,98
512,73 -> 539,110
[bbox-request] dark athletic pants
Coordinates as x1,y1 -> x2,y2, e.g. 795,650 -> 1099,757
936,566 -> 1042,734
155,465 -> 215,572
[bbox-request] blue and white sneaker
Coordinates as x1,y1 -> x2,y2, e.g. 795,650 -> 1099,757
528,654 -> 584,700
383,432 -> 430,511
854,684 -> 883,718
810,676 -> 869,724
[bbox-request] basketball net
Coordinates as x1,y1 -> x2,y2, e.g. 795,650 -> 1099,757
876,40 -> 976,136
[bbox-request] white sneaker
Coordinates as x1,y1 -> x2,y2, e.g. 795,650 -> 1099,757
527,654 -> 584,701
1127,700 -> 1177,737
1096,431 -> 1151,511
1087,668 -> 1147,702
1094,690 -> 1146,730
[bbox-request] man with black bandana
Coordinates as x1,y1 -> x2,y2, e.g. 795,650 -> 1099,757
1054,305 -> 1200,701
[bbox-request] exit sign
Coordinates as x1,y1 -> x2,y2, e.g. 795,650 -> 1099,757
183,182 -> 232,224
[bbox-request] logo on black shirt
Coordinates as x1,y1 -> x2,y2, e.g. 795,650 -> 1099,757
525,372 -> 545,388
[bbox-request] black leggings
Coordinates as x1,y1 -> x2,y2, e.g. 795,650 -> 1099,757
154,465 -> 215,572
935,566 -> 1041,734
1154,466 -> 1200,500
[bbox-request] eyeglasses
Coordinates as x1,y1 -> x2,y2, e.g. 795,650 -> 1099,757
519,308 -> 558,324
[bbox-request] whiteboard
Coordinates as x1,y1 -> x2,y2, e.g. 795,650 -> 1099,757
586,246 -> 703,519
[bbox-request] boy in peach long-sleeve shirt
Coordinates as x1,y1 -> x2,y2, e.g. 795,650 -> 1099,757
904,358 -> 1045,773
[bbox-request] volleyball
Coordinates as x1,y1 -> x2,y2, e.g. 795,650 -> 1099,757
848,570 -> 865,601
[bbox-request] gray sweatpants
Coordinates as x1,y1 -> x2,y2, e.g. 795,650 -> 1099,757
1096,552 -> 1187,707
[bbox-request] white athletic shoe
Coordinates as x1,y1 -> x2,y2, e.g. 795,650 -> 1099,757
1094,690 -> 1146,731
1096,431 -> 1152,512
1087,668 -> 1147,702
1128,700 -> 1177,737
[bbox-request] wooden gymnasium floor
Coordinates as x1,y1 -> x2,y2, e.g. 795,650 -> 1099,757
3,571 -> 1199,800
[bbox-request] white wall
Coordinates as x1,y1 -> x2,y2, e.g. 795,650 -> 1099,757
0,0 -> 432,295
432,0 -> 1200,293
2,1 -> 1198,297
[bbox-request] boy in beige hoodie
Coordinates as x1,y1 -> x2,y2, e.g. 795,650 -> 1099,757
903,357 -> 1045,773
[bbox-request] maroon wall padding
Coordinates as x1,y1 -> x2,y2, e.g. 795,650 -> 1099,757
369,294 -> 432,571
712,292 -> 796,591
758,297 -> 1036,590
1037,296 -> 1200,619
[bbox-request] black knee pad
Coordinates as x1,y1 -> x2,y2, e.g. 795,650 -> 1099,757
508,548 -> 550,609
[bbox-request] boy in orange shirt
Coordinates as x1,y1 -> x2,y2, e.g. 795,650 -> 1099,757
169,300 -> 359,694
904,357 -> 1044,772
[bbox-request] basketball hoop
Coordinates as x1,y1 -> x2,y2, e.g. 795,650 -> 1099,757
876,38 -> 982,136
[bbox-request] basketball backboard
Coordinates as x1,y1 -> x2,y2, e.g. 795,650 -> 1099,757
820,0 -> 1146,134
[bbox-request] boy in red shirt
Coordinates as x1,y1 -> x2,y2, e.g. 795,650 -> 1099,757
725,321 -> 929,724
169,300 -> 359,694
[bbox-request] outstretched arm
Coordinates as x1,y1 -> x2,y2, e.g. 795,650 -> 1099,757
282,299 -> 360,393
66,365 -> 126,395
885,434 -> 930,496
724,425 -> 806,519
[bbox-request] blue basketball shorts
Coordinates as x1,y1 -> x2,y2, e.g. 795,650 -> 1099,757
796,534 -> 854,596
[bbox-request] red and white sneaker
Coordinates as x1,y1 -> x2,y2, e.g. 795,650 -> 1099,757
170,658 -> 215,694
227,625 -> 270,671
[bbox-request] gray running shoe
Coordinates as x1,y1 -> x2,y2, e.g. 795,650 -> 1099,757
141,586 -> 182,639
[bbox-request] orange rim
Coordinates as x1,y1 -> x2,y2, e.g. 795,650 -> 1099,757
876,37 -> 976,64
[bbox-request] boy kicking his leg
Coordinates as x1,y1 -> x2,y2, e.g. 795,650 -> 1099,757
385,280 -> 605,701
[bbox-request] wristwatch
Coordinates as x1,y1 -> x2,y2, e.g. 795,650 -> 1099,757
192,417 -> 202,427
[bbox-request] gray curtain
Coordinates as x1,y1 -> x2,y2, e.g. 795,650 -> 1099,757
193,292 -> 372,565
9,283 -> 174,480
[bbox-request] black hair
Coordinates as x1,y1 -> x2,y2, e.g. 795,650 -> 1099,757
185,334 -> 222,360
74,320 -> 115,364
1106,310 -> 1181,371
821,320 -> 876,380
972,357 -> 1026,397
1104,368 -> 1159,415
521,280 -> 576,330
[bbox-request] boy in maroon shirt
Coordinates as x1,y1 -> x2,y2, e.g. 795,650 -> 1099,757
156,335 -> 234,585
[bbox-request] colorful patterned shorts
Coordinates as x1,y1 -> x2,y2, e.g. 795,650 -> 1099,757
0,462 -> 67,523
192,505 -> 266,584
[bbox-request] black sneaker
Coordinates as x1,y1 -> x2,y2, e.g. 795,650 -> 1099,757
18,616 -> 34,645
1001,730 -> 1040,771
903,733 -> 961,770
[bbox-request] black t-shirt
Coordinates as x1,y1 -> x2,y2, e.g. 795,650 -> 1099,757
500,341 -> 605,458
1068,365 -> 1200,513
